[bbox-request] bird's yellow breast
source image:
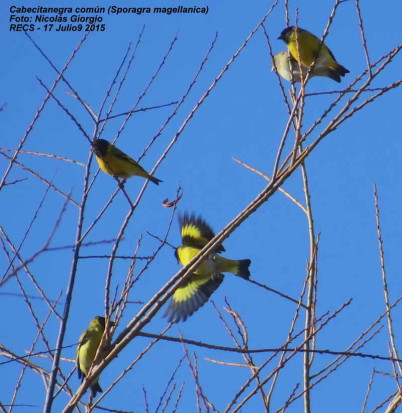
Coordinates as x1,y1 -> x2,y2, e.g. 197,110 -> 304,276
96,155 -> 132,178
176,246 -> 217,276
77,326 -> 103,374
177,246 -> 240,276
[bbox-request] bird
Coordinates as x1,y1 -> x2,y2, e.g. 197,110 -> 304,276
278,26 -> 349,83
76,316 -> 112,398
92,139 -> 162,185
272,50 -> 344,83
164,213 -> 251,323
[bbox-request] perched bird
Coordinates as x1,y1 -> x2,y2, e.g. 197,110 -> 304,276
76,316 -> 110,397
278,26 -> 349,83
272,50 -> 344,83
92,139 -> 162,185
164,213 -> 251,323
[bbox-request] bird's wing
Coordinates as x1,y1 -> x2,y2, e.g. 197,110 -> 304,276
76,330 -> 89,380
112,146 -> 139,166
179,213 -> 225,252
165,273 -> 224,322
325,44 -> 337,62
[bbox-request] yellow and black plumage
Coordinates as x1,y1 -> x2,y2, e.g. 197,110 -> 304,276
164,214 -> 251,323
76,316 -> 106,397
278,26 -> 349,83
93,139 -> 162,185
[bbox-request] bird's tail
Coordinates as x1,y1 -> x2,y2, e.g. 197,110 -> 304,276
335,63 -> 350,77
315,67 -> 341,83
235,259 -> 251,279
216,256 -> 251,279
148,175 -> 162,185
91,380 -> 103,398
135,166 -> 162,185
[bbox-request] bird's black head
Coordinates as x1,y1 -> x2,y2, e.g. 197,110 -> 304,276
93,139 -> 109,157
278,26 -> 294,42
95,316 -> 106,328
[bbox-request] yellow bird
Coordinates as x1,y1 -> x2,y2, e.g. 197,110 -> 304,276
278,26 -> 349,83
93,139 -> 162,185
76,316 -> 110,397
272,50 -> 343,83
164,213 -> 251,323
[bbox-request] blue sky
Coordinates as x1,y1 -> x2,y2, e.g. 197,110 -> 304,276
1,0 -> 402,411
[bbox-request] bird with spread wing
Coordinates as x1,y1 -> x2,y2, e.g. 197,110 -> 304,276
164,213 -> 251,323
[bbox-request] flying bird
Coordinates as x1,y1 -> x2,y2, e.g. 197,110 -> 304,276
164,213 -> 251,322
